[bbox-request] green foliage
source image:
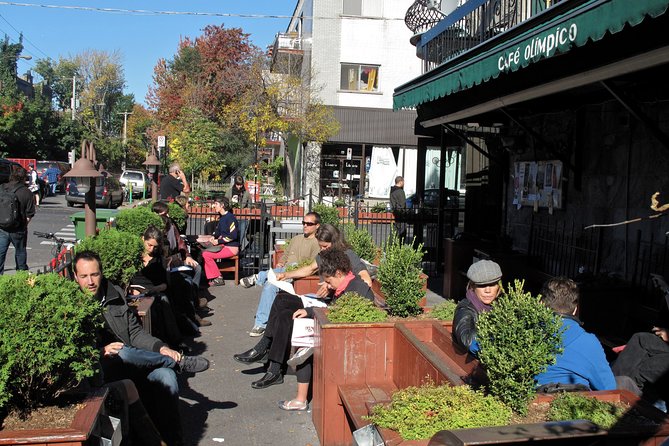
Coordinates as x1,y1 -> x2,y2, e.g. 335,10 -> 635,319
431,299 -> 458,321
76,229 -> 143,288
0,272 -> 102,413
377,233 -> 425,317
327,292 -> 387,323
477,280 -> 563,415
167,201 -> 188,233
312,203 -> 340,226
285,258 -> 314,272
370,202 -> 388,213
115,206 -> 164,238
341,223 -> 377,263
548,393 -> 625,429
367,383 -> 512,440
334,198 -> 346,207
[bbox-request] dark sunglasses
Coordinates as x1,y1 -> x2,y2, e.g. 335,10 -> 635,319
302,221 -> 317,226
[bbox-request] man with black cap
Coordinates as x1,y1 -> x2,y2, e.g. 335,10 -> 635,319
453,259 -> 503,354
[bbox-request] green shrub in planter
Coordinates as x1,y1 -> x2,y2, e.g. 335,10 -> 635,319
167,202 -> 187,233
285,258 -> 315,272
548,392 -> 625,429
431,299 -> 458,321
370,202 -> 388,213
341,223 -> 377,263
327,292 -> 387,323
477,280 -> 563,415
312,203 -> 340,226
377,233 -> 425,317
76,228 -> 143,288
115,206 -> 164,238
367,383 -> 512,440
0,272 -> 102,414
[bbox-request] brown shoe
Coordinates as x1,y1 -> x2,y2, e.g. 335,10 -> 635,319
194,314 -> 212,327
198,297 -> 209,308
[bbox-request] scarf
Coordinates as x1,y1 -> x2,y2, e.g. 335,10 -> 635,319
466,288 -> 492,313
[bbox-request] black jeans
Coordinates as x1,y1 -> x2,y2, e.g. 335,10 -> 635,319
612,332 -> 669,398
264,292 -> 304,364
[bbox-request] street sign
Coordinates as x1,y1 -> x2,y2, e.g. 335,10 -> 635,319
157,135 -> 166,148
346,147 -> 352,160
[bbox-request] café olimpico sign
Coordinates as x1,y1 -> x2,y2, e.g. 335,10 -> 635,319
497,22 -> 578,72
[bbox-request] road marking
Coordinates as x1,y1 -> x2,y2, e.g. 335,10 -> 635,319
39,241 -> 74,248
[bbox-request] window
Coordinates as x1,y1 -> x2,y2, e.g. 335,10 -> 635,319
340,64 -> 379,92
343,0 -> 361,15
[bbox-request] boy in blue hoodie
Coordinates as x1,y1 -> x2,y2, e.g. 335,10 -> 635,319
535,277 -> 616,391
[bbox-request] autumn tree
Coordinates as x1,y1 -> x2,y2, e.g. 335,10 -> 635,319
125,104 -> 157,168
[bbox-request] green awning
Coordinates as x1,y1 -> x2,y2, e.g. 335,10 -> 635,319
394,0 -> 669,110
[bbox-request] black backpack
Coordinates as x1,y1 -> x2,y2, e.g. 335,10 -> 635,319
0,183 -> 23,229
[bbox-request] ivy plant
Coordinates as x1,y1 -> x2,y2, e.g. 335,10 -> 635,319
327,292 -> 387,323
377,232 -> 425,317
477,280 -> 563,414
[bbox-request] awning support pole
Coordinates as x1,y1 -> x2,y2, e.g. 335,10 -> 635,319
601,80 -> 669,153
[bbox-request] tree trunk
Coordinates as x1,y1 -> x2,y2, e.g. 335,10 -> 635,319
284,141 -> 295,199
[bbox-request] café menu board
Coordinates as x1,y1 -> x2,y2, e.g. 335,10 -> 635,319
513,160 -> 563,209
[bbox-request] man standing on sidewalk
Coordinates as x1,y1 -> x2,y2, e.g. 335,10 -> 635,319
0,169 -> 35,274
389,175 -> 407,241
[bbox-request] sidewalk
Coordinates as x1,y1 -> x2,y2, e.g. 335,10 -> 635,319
179,275 -> 447,445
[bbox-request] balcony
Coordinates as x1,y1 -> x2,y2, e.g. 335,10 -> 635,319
406,0 -> 566,73
269,32 -> 304,75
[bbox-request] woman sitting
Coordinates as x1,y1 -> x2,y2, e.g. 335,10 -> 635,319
453,259 -> 503,354
233,249 -> 373,393
200,196 -> 240,287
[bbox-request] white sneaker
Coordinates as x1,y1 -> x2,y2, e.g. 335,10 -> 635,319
249,326 -> 265,337
287,347 -> 314,367
240,274 -> 258,288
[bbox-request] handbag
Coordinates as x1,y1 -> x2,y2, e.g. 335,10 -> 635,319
291,318 -> 315,348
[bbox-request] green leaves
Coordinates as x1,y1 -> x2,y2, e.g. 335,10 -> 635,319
312,203 -> 340,226
477,280 -> 563,414
115,206 -> 164,238
548,393 -> 625,429
431,299 -> 458,321
341,223 -> 377,263
76,228 -> 144,288
377,233 -> 425,317
0,272 -> 102,413
367,383 -> 512,440
327,292 -> 387,323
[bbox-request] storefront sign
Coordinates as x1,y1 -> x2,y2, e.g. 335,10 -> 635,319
498,23 -> 578,72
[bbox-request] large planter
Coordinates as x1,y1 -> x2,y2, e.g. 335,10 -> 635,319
293,275 -> 321,295
372,273 -> 429,308
0,388 -> 109,445
270,206 -> 304,218
358,211 -> 394,223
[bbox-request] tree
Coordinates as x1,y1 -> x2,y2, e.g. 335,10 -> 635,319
168,107 -> 224,180
125,104 -> 157,168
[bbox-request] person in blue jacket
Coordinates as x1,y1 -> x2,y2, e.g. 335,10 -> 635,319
535,277 -> 616,391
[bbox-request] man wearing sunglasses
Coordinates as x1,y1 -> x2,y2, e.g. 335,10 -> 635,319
240,212 -> 321,337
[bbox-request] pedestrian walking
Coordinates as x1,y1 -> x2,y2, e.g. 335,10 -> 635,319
0,169 -> 35,274
44,163 -> 62,196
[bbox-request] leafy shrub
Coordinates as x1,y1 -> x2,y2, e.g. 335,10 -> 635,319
115,206 -> 164,238
477,280 -> 563,414
367,383 -> 512,440
167,202 -> 187,233
0,272 -> 102,414
431,299 -> 458,321
327,292 -> 387,323
377,233 -> 425,317
312,203 -> 340,226
341,223 -> 377,263
548,393 -> 625,429
76,228 -> 143,287
370,202 -> 388,213
334,198 -> 346,207
285,258 -> 315,272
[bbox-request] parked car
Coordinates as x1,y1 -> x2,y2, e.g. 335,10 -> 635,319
65,172 -> 124,208
406,188 -> 460,209
119,169 -> 150,198
36,160 -> 71,192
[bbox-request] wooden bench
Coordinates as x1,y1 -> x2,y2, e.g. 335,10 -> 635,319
338,382 -> 400,442
216,255 -> 239,285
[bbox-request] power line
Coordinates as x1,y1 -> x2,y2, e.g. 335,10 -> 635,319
0,1 -> 404,20
0,13 -> 50,58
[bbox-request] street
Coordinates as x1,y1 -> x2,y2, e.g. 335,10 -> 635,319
3,192 -> 77,274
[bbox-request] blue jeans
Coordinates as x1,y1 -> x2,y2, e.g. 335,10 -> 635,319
101,345 -> 181,444
254,267 -> 289,328
0,228 -> 27,274
49,182 -> 57,196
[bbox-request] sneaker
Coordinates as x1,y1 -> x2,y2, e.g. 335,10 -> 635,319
287,347 -> 313,368
240,274 -> 257,288
249,326 -> 265,337
208,277 -> 225,287
178,355 -> 210,373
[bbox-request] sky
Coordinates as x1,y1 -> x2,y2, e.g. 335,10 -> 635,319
0,0 -> 297,104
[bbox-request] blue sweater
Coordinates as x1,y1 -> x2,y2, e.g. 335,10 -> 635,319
535,317 -> 616,391
213,212 -> 240,247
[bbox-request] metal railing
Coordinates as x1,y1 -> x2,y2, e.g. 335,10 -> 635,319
418,0 -> 566,73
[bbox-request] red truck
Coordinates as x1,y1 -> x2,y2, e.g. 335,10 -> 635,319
7,158 -> 36,171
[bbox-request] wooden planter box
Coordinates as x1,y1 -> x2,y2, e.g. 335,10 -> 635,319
293,275 -> 321,295
232,208 -> 261,219
358,211 -> 394,223
371,273 -> 429,308
0,388 -> 108,445
270,206 -> 303,218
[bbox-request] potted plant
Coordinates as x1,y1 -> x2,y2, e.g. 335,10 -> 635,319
0,272 -> 108,444
376,234 -> 427,315
359,202 -> 394,222
114,206 -> 164,238
341,223 -> 377,264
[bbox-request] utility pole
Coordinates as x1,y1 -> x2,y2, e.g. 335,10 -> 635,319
118,111 -> 133,144
70,75 -> 76,120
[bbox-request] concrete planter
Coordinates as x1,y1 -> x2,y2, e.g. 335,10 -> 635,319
0,388 -> 109,446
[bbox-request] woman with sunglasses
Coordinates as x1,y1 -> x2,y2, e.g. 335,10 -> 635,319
200,196 -> 240,286
453,259 -> 503,355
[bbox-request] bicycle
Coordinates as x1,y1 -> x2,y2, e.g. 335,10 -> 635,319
33,231 -> 71,272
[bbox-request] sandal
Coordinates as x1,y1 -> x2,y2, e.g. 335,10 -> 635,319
278,399 -> 308,411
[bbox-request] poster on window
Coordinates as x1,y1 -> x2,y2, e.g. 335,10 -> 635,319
513,160 -> 563,209
367,147 -> 397,198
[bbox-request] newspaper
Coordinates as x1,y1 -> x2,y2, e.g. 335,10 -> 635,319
267,268 -> 327,308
